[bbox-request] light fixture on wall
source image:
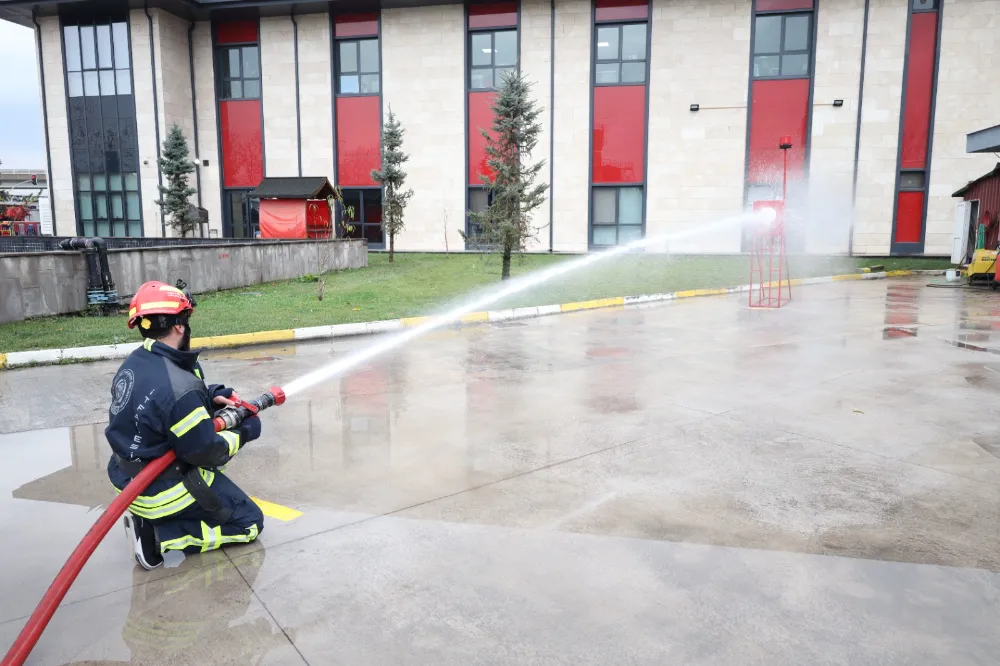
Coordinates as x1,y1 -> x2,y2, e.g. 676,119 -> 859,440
690,103 -> 700,112
833,99 -> 844,107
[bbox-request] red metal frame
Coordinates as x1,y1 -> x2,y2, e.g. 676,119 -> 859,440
749,135 -> 793,309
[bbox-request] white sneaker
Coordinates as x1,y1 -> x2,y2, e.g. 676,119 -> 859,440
123,514 -> 163,570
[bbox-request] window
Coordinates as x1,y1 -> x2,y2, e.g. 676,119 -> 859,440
64,22 -> 131,97
64,20 -> 141,236
591,187 -> 643,247
218,45 -> 260,99
466,187 -> 496,244
469,30 -> 517,90
912,0 -> 937,10
339,189 -> 384,247
594,23 -> 647,85
752,13 -> 811,78
225,190 -> 259,238
77,171 -> 141,237
337,38 -> 380,94
899,170 -> 926,190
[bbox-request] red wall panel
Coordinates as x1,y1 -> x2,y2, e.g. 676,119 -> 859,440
747,78 -> 809,185
219,100 -> 263,188
216,20 -> 258,45
899,12 -> 937,170
468,2 -> 518,29
336,96 -> 381,187
592,85 -> 646,184
335,13 -> 379,38
895,190 -> 924,243
756,0 -> 813,10
595,0 -> 649,22
468,91 -> 496,185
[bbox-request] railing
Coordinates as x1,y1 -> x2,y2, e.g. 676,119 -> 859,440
0,235 -> 296,253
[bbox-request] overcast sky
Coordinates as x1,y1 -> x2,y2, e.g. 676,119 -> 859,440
1,21 -> 45,169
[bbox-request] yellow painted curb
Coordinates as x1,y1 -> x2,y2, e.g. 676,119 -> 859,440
674,288 -> 730,299
460,311 -> 490,324
193,329 -> 295,349
560,296 -> 625,312
831,273 -> 863,282
0,353 -> 6,369
886,270 -> 913,277
401,316 -> 430,328
251,496 -> 303,522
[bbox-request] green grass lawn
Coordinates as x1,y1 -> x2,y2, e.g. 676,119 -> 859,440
0,253 -> 949,353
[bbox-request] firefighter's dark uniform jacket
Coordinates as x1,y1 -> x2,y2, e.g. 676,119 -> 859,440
106,338 -> 245,520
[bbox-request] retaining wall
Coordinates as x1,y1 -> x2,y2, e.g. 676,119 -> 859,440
0,239 -> 367,324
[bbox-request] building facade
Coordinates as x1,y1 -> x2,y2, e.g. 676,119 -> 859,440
3,0 -> 997,255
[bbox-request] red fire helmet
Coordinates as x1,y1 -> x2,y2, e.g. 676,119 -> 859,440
127,281 -> 195,329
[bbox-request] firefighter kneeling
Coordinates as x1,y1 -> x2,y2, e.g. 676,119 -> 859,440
106,280 -> 263,570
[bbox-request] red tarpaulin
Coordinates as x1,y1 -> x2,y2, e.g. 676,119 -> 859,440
259,199 -> 306,238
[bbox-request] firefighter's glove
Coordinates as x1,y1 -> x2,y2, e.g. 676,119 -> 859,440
240,415 -> 262,445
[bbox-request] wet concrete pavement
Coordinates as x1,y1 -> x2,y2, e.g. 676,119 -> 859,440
2,277 -> 1000,664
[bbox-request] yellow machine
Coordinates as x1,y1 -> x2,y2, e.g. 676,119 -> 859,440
961,248 -> 998,285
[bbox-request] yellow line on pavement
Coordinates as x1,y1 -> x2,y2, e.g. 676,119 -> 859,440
251,497 -> 303,522
560,296 -> 625,312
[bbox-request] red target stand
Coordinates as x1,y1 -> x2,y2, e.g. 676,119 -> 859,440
748,135 -> 793,309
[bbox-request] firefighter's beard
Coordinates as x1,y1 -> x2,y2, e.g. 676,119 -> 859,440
179,324 -> 192,352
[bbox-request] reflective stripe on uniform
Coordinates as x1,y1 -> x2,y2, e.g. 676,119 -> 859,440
220,430 -> 240,457
194,368 -> 202,379
160,521 -> 260,553
142,338 -> 155,351
218,523 -> 259,546
117,468 -> 216,520
170,406 -> 210,437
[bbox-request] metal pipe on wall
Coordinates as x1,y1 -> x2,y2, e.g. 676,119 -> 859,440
188,22 -> 203,216
145,4 -> 165,237
292,13 -> 303,177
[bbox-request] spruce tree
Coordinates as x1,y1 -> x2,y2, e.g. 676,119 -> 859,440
468,71 -> 548,280
371,107 -> 414,262
157,125 -> 197,237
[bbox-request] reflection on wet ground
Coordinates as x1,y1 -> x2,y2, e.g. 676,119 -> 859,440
2,278 -> 1000,664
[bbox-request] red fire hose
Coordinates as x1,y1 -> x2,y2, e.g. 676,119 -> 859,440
1,387 -> 284,666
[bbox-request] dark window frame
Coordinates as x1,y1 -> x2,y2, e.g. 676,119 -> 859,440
216,43 -> 261,101
751,12 -> 812,80
589,185 -> 645,248
223,188 -> 259,239
467,28 -> 518,91
592,21 -> 648,87
912,0 -> 938,12
338,187 -> 384,248
336,37 -> 381,96
63,17 -> 144,237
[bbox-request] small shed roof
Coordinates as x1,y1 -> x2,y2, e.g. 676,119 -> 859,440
249,177 -> 337,200
952,163 -> 1000,198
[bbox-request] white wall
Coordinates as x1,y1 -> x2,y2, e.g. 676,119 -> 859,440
192,21 -> 223,237
520,0 -> 554,251
646,0 -> 752,254
925,0 -> 1000,256
261,16 -> 299,177
129,10 -> 165,237
550,0 -> 590,252
852,0 -> 908,256
35,17 -> 75,235
382,5 -> 465,251
806,0 -> 865,254
297,13 -> 335,181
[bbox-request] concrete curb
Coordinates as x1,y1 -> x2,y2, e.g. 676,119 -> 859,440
0,269 -> 926,369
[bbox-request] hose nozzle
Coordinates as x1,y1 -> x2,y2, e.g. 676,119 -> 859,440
212,386 -> 286,432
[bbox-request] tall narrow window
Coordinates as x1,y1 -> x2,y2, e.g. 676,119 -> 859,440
337,38 -> 380,94
63,20 -> 141,237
